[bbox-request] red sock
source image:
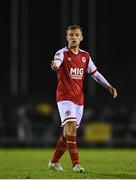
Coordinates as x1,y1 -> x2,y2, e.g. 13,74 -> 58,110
51,135 -> 67,163
66,135 -> 79,167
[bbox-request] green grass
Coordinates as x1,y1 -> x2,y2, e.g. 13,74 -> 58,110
0,148 -> 136,179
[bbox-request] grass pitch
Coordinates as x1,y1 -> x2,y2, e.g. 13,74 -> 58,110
0,148 -> 136,179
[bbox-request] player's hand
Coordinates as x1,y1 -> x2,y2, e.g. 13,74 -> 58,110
107,85 -> 118,98
51,60 -> 58,71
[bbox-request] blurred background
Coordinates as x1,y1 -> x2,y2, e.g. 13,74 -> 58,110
0,0 -> 136,148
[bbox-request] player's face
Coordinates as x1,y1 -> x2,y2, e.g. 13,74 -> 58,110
66,29 -> 83,49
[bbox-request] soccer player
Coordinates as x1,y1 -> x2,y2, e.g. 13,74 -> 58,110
48,25 -> 117,172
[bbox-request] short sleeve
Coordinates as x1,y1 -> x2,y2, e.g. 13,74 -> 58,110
54,50 -> 64,62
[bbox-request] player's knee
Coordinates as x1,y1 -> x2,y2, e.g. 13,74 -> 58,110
64,121 -> 77,136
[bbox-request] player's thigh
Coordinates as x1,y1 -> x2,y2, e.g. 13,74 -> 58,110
63,121 -> 77,136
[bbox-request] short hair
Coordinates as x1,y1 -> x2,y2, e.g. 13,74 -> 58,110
66,25 -> 83,34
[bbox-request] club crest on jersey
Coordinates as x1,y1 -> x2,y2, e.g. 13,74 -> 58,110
65,110 -> 71,116
81,57 -> 86,63
70,68 -> 84,79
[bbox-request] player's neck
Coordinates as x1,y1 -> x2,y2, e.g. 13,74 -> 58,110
69,47 -> 79,54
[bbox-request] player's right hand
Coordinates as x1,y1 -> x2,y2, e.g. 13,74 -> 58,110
51,60 -> 58,71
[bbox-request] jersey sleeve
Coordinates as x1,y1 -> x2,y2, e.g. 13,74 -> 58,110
53,49 -> 64,69
54,50 -> 64,61
87,56 -> 97,74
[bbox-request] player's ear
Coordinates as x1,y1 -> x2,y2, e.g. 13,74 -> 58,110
81,35 -> 83,41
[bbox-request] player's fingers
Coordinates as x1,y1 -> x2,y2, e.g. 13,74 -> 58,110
51,63 -> 55,70
51,65 -> 56,70
51,62 -> 57,71
112,88 -> 117,98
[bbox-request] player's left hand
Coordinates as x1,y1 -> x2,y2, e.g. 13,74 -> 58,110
107,85 -> 118,98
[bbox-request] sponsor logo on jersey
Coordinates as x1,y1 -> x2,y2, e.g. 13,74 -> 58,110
65,110 -> 71,116
81,57 -> 86,63
70,68 -> 84,79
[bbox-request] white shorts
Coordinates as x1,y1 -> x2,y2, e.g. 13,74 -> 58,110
57,100 -> 84,127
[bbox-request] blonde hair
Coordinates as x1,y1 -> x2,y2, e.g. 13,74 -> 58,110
66,25 -> 83,34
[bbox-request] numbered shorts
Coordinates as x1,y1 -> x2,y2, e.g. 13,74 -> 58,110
57,100 -> 84,127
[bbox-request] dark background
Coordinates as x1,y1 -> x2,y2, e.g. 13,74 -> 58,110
0,0 -> 136,147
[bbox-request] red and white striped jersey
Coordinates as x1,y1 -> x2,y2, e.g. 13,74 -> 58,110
54,47 -> 97,105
